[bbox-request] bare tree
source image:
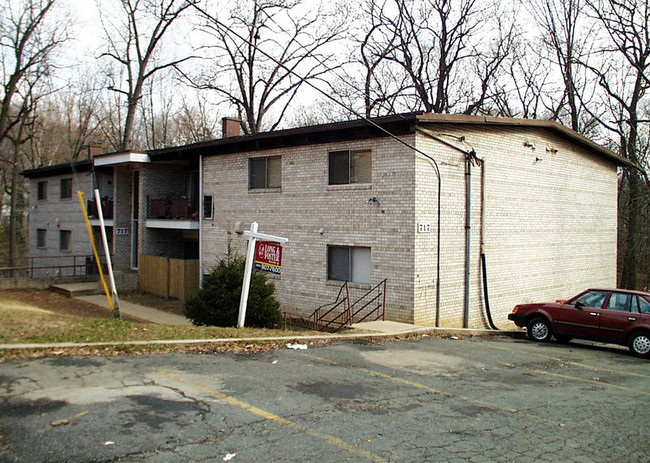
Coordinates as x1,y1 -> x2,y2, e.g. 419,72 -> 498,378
526,0 -> 596,132
0,0 -> 66,267
185,0 -> 346,134
99,0 -> 194,150
349,0 -> 515,115
581,0 -> 650,289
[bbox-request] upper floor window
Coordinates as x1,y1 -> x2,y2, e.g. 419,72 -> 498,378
329,149 -> 371,185
327,245 -> 371,285
249,156 -> 281,190
37,181 -> 47,201
60,178 -> 72,199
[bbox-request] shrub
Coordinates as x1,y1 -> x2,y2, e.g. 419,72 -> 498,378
184,250 -> 282,328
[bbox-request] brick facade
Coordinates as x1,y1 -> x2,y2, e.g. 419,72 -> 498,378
23,114 -> 625,328
202,123 -> 620,328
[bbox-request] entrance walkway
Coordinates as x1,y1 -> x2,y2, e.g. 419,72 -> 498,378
75,294 -> 192,326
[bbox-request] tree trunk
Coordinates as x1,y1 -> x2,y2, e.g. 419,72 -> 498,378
620,172 -> 640,289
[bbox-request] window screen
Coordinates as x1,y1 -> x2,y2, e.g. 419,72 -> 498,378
249,156 -> 281,189
327,245 -> 371,284
328,150 -> 371,185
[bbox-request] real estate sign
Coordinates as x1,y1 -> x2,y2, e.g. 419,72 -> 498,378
255,241 -> 282,275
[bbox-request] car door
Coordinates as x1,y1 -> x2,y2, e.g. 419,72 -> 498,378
554,290 -> 608,338
598,292 -> 641,342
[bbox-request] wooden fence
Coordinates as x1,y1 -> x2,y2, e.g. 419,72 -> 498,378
139,255 -> 200,301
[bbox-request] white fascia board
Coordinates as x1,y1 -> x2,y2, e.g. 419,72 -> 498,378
90,219 -> 115,227
93,152 -> 151,167
145,219 -> 200,230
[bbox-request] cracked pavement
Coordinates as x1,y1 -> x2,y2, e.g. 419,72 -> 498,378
0,336 -> 648,462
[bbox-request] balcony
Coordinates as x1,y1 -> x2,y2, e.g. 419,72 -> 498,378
146,197 -> 199,230
88,198 -> 114,226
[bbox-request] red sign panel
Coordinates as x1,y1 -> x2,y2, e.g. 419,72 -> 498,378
255,241 -> 282,274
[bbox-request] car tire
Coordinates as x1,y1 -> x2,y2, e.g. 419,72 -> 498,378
554,334 -> 573,343
628,332 -> 650,359
527,317 -> 552,342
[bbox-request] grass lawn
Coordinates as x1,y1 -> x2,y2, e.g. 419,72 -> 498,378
0,290 -> 322,360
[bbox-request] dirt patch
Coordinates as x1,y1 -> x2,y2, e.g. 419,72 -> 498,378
0,289 -> 144,322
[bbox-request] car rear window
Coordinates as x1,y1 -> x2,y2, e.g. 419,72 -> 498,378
639,297 -> 650,314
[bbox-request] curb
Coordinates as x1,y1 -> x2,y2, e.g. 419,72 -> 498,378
0,328 -> 523,351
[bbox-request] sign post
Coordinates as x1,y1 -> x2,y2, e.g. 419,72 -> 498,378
238,222 -> 288,328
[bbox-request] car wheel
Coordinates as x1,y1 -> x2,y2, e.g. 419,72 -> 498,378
554,334 -> 573,343
628,332 -> 650,359
527,317 -> 552,342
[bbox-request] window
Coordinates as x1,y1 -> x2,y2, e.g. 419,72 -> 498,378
570,290 -> 608,309
607,292 -> 633,312
639,297 -> 650,314
329,149 -> 371,185
36,229 -> 47,248
37,181 -> 47,201
249,156 -> 281,189
60,178 -> 72,199
59,230 -> 72,251
203,195 -> 213,219
327,246 -> 371,284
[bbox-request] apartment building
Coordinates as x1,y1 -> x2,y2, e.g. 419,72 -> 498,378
23,112 -> 632,328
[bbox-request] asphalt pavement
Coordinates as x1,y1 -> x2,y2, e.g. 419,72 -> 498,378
1,335 -> 648,462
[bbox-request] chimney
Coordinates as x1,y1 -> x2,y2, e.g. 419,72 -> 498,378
222,117 -> 242,138
86,143 -> 104,159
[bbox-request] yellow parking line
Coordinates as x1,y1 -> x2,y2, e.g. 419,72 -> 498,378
152,368 -> 386,463
299,354 -> 546,422
512,366 -> 650,397
483,342 -> 650,379
38,410 -> 89,433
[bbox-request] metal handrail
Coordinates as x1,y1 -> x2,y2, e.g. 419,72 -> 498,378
310,281 -> 349,331
350,279 -> 387,324
310,279 -> 387,332
0,255 -> 110,280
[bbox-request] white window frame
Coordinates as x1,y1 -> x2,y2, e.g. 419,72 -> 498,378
327,245 -> 371,285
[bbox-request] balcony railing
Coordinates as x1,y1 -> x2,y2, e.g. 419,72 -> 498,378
87,198 -> 114,219
148,197 -> 199,220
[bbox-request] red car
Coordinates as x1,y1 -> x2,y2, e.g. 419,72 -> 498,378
508,288 -> 650,358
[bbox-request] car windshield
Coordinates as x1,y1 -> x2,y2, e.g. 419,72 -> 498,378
569,290 -> 608,308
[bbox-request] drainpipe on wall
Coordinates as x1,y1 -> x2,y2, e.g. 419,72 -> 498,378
199,154 -> 204,286
463,151 -> 475,328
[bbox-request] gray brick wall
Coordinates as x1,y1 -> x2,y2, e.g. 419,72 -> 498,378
27,171 -> 94,276
202,126 -> 619,328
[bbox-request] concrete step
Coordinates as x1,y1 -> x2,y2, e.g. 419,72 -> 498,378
50,282 -> 102,297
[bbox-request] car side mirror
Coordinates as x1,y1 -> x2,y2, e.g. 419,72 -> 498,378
575,301 -> 585,309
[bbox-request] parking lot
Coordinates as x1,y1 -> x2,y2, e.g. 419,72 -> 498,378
1,335 -> 648,462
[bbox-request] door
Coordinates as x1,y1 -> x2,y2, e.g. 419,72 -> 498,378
554,290 -> 608,338
598,291 -> 639,342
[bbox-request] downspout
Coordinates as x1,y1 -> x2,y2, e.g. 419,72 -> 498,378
464,154 -> 471,328
199,154 -> 204,286
477,156 -> 499,330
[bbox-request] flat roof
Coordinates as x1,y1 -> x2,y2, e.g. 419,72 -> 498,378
22,113 -> 635,178
150,112 -> 633,168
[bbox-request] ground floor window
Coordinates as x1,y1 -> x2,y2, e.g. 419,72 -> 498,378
59,230 -> 72,251
327,245 -> 371,284
37,229 -> 47,248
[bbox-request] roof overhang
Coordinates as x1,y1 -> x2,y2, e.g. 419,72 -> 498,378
415,114 -> 634,168
93,151 -> 151,167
